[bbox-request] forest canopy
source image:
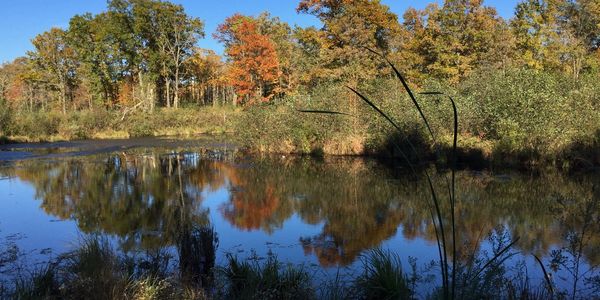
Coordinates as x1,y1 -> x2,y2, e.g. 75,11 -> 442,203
0,0 -> 599,167
1,0 -> 598,112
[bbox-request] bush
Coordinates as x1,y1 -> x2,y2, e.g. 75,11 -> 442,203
236,82 -> 391,155
0,98 -> 11,135
459,68 -> 597,157
63,110 -> 114,139
8,111 -> 63,138
235,68 -> 600,167
126,113 -> 156,137
121,107 -> 238,137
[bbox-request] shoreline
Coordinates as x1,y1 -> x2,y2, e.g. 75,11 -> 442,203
1,134 -> 599,173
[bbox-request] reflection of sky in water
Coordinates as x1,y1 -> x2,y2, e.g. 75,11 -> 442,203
0,177 -> 79,262
0,152 -> 597,297
0,162 -> 442,295
200,180 -> 443,294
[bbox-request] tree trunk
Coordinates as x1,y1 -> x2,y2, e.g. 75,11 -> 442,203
28,86 -> 34,112
150,87 -> 155,112
166,78 -> 171,108
61,84 -> 67,115
174,67 -> 180,109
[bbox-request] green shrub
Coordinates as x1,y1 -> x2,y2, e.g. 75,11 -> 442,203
61,110 -> 113,139
127,113 -> 155,137
0,98 -> 11,135
9,111 -> 63,138
236,84 -> 375,154
79,110 -> 113,132
459,68 -> 594,156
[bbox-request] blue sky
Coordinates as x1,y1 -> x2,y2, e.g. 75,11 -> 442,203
0,0 -> 520,63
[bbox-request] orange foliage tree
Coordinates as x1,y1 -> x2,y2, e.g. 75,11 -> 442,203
214,14 -> 281,105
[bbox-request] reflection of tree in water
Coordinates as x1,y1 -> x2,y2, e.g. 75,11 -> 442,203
208,157 -> 600,269
6,151 -> 231,287
7,152 -> 227,251
295,159 -> 408,266
3,153 -> 600,272
548,180 -> 600,297
219,161 -> 294,233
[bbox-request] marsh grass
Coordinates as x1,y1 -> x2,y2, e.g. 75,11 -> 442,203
353,248 -> 413,300
217,253 -> 314,300
504,272 -> 552,300
2,234 -> 214,300
61,237 -> 130,299
3,207 -> 598,299
13,265 -> 60,300
1,106 -> 239,142
177,225 -> 218,288
317,269 -> 353,300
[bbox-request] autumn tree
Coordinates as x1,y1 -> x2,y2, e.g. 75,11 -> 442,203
511,0 -> 562,70
510,0 -> 600,76
556,0 -> 600,76
401,0 -> 509,83
0,58 -> 41,112
128,0 -> 204,108
29,28 -> 79,114
397,6 -> 438,82
256,13 -> 302,95
567,0 -> 600,51
292,26 -> 326,87
215,14 -> 281,104
4,0 -> 600,119
297,0 -> 402,83
186,48 -> 235,106
155,5 -> 204,109
0,64 -> 8,99
0,61 -> 23,108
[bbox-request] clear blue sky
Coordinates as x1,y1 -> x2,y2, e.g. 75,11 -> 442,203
0,0 -> 520,63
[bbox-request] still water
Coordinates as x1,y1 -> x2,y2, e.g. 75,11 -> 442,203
0,138 -> 599,296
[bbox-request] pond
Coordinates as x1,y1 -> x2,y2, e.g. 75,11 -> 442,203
0,137 -> 599,298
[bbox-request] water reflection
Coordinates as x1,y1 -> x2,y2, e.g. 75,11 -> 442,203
1,151 -> 599,273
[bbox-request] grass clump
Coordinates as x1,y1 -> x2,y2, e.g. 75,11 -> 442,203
13,265 -> 61,300
123,277 -> 174,300
3,234 -> 214,300
218,253 -> 314,300
353,248 -> 413,300
7,238 -> 125,300
62,238 -> 128,299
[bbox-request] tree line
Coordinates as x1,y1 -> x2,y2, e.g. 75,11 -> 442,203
0,0 -> 599,114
